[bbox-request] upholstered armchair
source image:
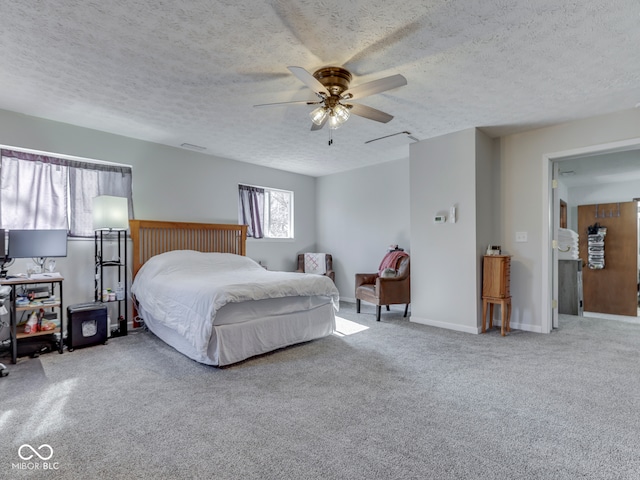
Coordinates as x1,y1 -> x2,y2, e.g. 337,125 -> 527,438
296,253 -> 335,282
355,254 -> 410,321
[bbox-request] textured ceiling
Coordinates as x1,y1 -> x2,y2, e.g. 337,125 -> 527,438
1,0 -> 639,177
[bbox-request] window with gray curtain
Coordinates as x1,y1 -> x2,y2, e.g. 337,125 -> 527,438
238,184 -> 264,238
0,149 -> 134,237
238,184 -> 294,239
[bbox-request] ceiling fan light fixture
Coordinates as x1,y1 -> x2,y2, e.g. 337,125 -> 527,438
327,113 -> 343,130
328,114 -> 340,130
333,104 -> 350,123
310,106 -> 328,125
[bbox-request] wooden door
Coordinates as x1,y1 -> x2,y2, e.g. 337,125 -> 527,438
560,200 -> 567,229
578,201 -> 637,316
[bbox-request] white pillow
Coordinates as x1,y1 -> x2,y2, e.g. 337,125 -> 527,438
380,268 -> 396,278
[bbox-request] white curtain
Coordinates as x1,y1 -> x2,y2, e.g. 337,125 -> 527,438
69,165 -> 133,237
0,152 -> 68,229
238,185 -> 264,238
0,149 -> 134,237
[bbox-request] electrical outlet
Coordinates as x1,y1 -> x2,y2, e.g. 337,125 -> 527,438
515,231 -> 528,242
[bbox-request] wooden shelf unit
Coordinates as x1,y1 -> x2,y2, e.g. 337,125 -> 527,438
481,255 -> 512,336
1,276 -> 64,363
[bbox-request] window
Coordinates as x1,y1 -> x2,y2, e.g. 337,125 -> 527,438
0,148 -> 134,237
238,184 -> 294,239
264,187 -> 294,238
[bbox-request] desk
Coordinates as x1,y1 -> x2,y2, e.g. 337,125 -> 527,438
1,276 -> 64,363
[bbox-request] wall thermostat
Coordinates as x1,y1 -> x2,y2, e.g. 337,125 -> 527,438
434,215 -> 447,223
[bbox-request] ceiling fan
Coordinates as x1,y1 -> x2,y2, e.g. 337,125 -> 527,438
255,66 -> 407,132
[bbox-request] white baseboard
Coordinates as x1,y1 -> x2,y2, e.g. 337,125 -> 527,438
505,320 -> 542,333
341,300 -> 542,334
410,316 -> 543,334
410,316 -> 479,334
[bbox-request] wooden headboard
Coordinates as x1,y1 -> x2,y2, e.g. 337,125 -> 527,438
129,220 -> 248,277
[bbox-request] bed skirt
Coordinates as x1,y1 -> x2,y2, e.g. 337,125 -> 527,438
139,295 -> 336,366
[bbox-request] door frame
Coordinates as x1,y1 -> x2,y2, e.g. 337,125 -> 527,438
542,137 -> 640,334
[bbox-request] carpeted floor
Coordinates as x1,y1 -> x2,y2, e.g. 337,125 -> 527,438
1,302 -> 640,479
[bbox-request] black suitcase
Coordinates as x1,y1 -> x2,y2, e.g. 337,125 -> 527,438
66,302 -> 108,351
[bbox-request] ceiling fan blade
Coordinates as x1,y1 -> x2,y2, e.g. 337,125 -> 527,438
365,131 -> 418,144
287,66 -> 330,97
343,74 -> 407,100
253,100 -> 321,108
349,103 -> 394,123
310,116 -> 327,131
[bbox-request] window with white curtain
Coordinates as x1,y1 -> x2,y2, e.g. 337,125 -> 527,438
0,152 -> 68,229
0,148 -> 134,237
238,184 -> 294,239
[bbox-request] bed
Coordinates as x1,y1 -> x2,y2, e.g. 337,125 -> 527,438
129,220 -> 339,366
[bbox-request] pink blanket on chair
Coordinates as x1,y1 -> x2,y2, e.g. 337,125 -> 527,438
378,251 -> 408,274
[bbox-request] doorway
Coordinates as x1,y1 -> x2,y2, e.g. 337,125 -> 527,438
543,138 -> 640,333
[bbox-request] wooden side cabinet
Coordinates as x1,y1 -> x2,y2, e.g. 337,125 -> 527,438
482,255 -> 512,335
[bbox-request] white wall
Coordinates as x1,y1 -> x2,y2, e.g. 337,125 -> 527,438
4,104 -> 639,341
0,109 -> 317,332
500,108 -> 640,332
475,130 -> 501,321
315,158 -> 410,303
409,128 -> 498,333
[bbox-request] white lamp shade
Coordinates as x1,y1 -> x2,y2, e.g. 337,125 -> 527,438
93,195 -> 129,230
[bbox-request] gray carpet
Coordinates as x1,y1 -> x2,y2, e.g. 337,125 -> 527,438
1,303 -> 640,479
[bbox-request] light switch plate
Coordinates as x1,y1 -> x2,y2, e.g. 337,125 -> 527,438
515,231 -> 528,242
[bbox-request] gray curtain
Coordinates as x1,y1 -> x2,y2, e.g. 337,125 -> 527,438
238,185 -> 264,238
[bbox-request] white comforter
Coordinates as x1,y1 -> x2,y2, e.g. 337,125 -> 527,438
132,250 -> 339,359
